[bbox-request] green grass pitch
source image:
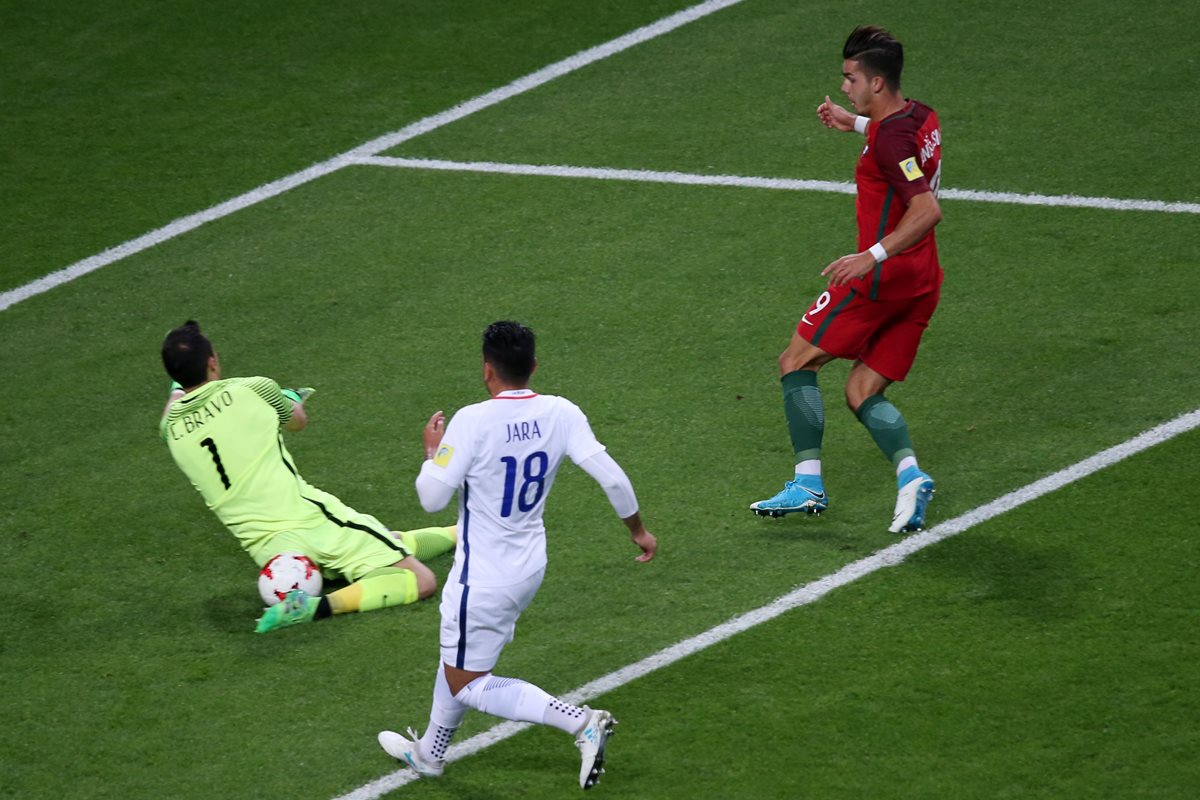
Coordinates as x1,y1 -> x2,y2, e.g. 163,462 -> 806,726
2,1 -> 1198,798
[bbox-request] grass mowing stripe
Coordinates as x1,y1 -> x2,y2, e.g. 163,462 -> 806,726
337,406 -> 1200,800
0,158 -> 353,313
0,0 -> 746,315
342,0 -> 746,161
355,156 -> 1200,214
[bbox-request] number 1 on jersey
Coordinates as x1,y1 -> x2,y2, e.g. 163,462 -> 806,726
500,451 -> 548,516
200,437 -> 232,490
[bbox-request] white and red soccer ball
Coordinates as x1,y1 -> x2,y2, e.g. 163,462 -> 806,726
258,552 -> 323,606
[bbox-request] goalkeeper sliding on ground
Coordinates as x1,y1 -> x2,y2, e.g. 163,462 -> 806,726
159,320 -> 455,633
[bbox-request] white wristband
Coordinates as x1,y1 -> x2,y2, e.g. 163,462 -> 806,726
868,242 -> 888,263
853,115 -> 870,135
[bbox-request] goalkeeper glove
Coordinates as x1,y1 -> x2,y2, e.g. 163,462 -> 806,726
283,387 -> 316,404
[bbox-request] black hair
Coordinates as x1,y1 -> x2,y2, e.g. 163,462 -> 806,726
482,321 -> 536,384
843,25 -> 904,92
161,320 -> 213,387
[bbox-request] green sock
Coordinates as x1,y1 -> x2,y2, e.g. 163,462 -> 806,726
781,370 -> 824,463
399,526 -> 457,561
856,394 -> 916,466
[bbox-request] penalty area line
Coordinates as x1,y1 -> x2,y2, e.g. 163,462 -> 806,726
354,156 -> 1200,214
334,406 -> 1200,800
0,0 -> 748,314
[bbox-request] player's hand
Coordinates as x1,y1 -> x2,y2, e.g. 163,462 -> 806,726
423,411 -> 446,460
821,251 -> 876,287
816,95 -> 856,132
282,387 -> 315,404
631,528 -> 657,563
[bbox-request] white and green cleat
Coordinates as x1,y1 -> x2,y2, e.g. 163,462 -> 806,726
254,589 -> 319,633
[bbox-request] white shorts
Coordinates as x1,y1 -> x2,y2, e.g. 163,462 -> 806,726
439,569 -> 545,672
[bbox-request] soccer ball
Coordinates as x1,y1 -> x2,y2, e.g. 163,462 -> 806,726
258,552 -> 323,606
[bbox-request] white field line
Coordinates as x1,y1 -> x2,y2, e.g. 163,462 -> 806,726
335,406 -> 1200,800
355,156 -> 1200,214
0,0 -> 746,314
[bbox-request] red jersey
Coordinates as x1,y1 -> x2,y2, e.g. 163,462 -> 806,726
853,99 -> 943,301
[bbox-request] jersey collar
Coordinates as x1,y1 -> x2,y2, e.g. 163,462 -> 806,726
492,389 -> 538,400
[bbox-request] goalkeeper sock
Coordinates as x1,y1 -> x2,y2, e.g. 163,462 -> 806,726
326,568 -> 418,615
781,370 -> 824,474
856,394 -> 916,468
399,526 -> 457,561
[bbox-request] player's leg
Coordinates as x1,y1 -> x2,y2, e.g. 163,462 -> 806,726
749,331 -> 834,517
397,525 -> 457,561
325,554 -> 436,612
328,521 -> 457,612
255,521 -> 442,632
752,286 -> 863,517
853,289 -> 940,532
381,571 -> 615,788
377,661 -> 463,778
446,663 -> 615,790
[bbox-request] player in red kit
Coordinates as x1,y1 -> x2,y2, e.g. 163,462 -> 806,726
750,26 -> 943,533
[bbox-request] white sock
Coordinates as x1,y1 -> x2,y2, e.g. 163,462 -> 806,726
795,459 -> 822,477
544,696 -> 588,734
896,455 -> 918,476
455,674 -> 584,734
421,663 -> 466,760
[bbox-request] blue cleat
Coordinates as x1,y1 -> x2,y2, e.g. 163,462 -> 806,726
750,477 -> 829,518
889,467 -> 935,533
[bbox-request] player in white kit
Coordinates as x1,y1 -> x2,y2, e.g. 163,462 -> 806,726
378,321 -> 657,790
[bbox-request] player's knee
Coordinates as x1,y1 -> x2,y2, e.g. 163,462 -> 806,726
414,564 -> 437,600
396,555 -> 438,599
777,349 -> 793,373
779,349 -> 818,375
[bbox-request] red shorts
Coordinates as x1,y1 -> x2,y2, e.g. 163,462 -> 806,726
796,285 -> 939,382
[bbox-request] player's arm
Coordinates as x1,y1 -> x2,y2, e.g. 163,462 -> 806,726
284,402 -> 307,431
280,388 -> 315,432
241,377 -> 311,432
822,190 -> 942,286
576,451 -> 657,563
824,121 -> 943,287
415,410 -> 465,512
816,95 -> 868,135
877,190 -> 942,258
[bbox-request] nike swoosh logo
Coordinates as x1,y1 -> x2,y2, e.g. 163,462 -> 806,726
800,318 -> 815,326
799,487 -> 826,500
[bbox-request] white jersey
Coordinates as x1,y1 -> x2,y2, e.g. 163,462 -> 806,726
417,389 -> 606,587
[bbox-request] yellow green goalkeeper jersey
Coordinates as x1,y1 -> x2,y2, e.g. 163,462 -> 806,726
160,376 -> 325,552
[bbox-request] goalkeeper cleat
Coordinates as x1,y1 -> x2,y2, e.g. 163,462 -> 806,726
575,707 -> 616,790
378,727 -> 445,778
750,477 -> 829,518
254,589 -> 319,633
889,467 -> 935,533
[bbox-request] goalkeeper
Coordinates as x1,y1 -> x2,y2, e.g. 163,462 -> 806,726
159,320 -> 455,633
